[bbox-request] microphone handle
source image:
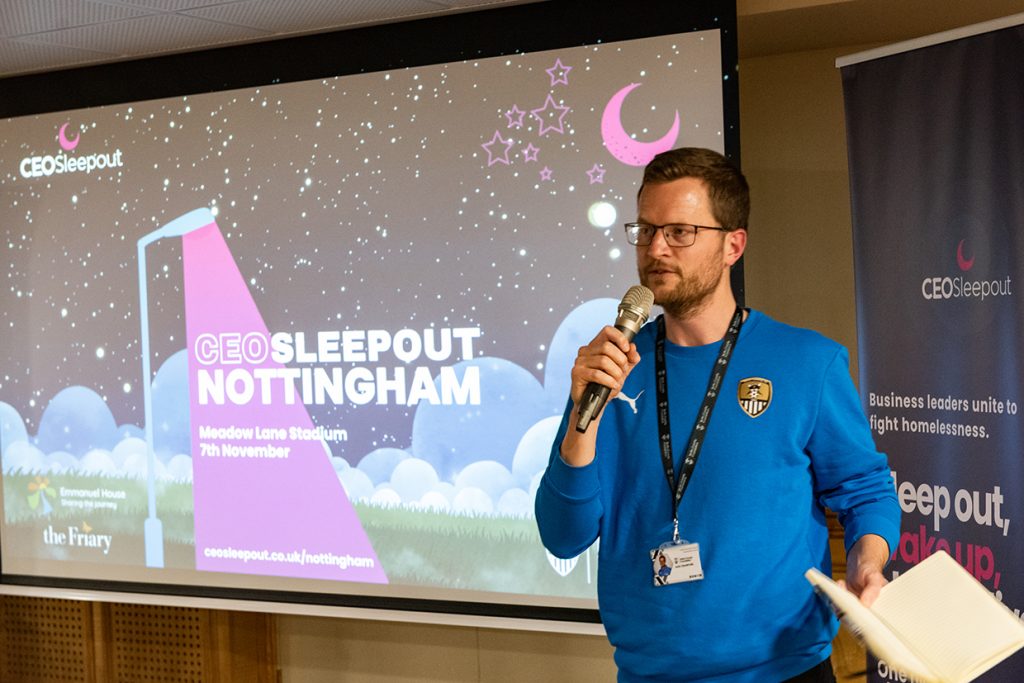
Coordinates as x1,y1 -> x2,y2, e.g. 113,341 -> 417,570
575,322 -> 636,433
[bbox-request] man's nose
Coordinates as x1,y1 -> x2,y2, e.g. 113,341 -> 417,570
645,226 -> 673,255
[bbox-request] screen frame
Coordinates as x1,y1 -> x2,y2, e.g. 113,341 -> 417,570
0,0 -> 739,625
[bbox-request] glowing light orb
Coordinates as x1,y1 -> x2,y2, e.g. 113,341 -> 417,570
587,201 -> 617,228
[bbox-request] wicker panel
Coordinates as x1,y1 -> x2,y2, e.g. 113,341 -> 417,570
0,595 -> 94,683
0,596 -> 276,682
105,604 -> 210,683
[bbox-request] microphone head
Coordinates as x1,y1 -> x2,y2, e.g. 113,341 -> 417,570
616,285 -> 654,337
620,285 -> 654,319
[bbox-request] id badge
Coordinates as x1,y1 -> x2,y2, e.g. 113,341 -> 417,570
650,541 -> 703,586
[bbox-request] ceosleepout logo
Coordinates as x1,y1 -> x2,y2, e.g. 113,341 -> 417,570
18,122 -> 124,179
920,237 -> 1012,302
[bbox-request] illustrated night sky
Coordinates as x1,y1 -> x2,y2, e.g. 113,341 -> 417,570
0,31 -> 724,461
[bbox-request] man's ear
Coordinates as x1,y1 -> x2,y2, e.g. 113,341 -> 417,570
724,228 -> 747,266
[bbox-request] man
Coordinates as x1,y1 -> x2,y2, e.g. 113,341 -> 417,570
535,148 -> 899,682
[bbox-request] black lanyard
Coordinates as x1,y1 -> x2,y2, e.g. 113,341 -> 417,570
655,307 -> 743,543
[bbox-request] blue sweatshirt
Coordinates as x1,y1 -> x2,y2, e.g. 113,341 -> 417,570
536,310 -> 900,682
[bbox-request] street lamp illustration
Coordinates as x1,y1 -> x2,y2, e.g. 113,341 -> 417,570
138,208 -> 214,568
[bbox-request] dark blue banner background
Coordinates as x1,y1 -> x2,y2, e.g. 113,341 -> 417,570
843,23 -> 1024,682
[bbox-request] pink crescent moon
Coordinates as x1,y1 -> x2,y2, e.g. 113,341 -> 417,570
601,83 -> 680,167
58,123 -> 79,152
956,239 -> 975,271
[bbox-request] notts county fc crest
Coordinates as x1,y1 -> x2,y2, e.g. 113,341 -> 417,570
738,378 -> 772,418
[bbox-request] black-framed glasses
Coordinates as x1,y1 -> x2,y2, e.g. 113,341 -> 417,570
624,222 -> 729,247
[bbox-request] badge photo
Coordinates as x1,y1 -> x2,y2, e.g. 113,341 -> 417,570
738,377 -> 772,418
650,542 -> 704,586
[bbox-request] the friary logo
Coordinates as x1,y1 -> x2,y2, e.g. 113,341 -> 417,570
738,378 -> 772,418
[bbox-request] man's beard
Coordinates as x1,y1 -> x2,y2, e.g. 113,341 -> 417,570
638,251 -> 722,320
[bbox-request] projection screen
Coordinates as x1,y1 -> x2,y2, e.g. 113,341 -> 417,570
0,0 -> 739,622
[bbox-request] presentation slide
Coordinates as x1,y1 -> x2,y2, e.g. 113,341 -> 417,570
0,28 -> 725,612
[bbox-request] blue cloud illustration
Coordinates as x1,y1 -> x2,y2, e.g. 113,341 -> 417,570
543,297 -> 619,408
390,458 -> 440,502
411,356 -> 556,481
112,436 -> 147,468
2,440 -> 46,474
511,415 -> 562,489
0,401 -> 28,457
339,467 -> 375,501
166,454 -> 193,481
117,423 -> 145,443
36,386 -> 118,457
357,447 -> 410,485
151,349 -> 191,460
497,488 -> 532,517
80,449 -> 118,475
454,460 -> 516,502
452,487 -> 493,515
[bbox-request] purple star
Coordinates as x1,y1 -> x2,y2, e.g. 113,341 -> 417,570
586,163 -> 606,184
522,143 -> 540,163
531,95 -> 570,136
539,166 -> 553,181
504,104 -> 526,129
546,58 -> 572,87
481,130 -> 514,166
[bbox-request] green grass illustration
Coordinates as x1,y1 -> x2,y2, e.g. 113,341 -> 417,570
356,503 -> 597,598
3,473 -> 597,599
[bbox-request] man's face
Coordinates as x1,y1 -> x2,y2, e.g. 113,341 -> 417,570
635,177 -> 730,319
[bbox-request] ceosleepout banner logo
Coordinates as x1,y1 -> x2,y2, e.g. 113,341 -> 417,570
920,236 -> 1012,303
18,122 -> 124,179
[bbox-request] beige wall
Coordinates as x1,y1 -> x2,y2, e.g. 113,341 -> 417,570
273,40 -> 874,682
741,45 -> 870,374
277,616 -> 616,682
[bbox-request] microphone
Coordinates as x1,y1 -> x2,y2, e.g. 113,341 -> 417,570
575,285 -> 654,433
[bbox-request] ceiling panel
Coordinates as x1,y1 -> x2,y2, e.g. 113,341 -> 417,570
16,13 -> 271,56
180,0 -> 451,33
0,37 -> 116,75
0,0 -> 535,78
97,0 -> 252,11
0,0 -> 149,37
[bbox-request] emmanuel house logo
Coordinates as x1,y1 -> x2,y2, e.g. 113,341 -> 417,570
27,475 -> 57,515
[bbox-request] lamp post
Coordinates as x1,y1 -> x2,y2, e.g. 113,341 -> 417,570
139,208 -> 214,568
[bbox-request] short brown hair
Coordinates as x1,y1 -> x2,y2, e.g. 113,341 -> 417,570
639,148 -> 749,230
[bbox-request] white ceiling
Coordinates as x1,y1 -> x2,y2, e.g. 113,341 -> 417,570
0,0 -> 539,78
1,0 -> 1023,79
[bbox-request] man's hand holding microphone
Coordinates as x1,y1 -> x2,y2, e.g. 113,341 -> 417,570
560,285 -> 653,467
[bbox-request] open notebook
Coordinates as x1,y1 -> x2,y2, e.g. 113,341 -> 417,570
805,551 -> 1024,683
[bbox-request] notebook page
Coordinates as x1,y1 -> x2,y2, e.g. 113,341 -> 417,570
872,551 -> 1024,681
805,567 -> 936,681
